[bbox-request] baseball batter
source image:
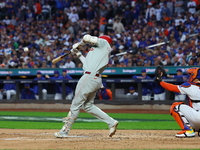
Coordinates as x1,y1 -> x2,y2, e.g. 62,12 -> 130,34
54,34 -> 118,138
155,67 -> 200,138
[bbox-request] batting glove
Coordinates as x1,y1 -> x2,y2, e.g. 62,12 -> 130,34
72,41 -> 84,50
70,49 -> 82,57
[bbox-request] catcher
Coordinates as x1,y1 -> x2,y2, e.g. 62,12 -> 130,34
155,66 -> 200,138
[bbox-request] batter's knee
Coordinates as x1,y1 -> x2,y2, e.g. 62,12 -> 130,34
83,104 -> 93,112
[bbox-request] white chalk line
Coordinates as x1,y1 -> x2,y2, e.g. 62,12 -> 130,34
0,116 -> 142,122
0,132 -> 52,135
0,135 -> 89,141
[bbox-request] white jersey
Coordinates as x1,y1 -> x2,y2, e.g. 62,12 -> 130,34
127,92 -> 138,96
178,82 -> 200,110
83,38 -> 112,74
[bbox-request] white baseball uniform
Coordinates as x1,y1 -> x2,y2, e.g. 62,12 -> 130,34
58,37 -> 117,135
176,82 -> 200,131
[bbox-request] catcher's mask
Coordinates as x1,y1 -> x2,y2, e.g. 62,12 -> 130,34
187,67 -> 200,82
99,35 -> 112,44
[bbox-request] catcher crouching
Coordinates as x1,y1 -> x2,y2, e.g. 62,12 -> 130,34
155,66 -> 200,138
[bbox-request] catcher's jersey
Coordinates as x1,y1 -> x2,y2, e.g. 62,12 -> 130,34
83,38 -> 112,74
178,82 -> 200,110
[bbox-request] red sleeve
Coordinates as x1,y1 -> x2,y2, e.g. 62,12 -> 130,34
160,81 -> 180,93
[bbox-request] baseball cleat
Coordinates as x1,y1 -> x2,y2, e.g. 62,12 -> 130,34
175,128 -> 195,138
109,121 -> 119,137
54,131 -> 68,138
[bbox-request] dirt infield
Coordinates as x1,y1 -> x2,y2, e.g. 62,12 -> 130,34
1,129 -> 200,149
1,108 -> 199,149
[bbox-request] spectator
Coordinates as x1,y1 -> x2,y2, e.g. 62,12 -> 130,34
0,0 -> 199,70
0,75 -> 16,100
33,71 -> 47,100
161,2 -> 172,18
98,83 -> 112,100
20,2 -> 28,21
126,86 -> 138,96
21,83 -> 36,100
160,54 -> 168,66
132,69 -> 152,101
68,9 -> 79,23
145,2 -> 155,21
99,15 -> 107,33
45,70 -> 63,100
155,5 -> 162,22
113,18 -> 125,34
175,47 -> 184,62
187,0 -> 197,14
3,16 -> 10,25
41,2 -> 51,20
152,77 -> 166,101
167,69 -> 187,101
64,57 -> 76,68
33,1 -> 42,20
171,56 -> 181,66
174,0 -> 184,15
104,19 -> 114,35
26,9 -> 34,23
61,69 -> 74,100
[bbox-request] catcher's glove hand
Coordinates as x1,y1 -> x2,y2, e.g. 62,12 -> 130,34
154,65 -> 166,83
155,65 -> 166,77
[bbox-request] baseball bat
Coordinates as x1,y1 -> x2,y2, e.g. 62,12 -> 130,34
110,41 -> 170,58
52,51 -> 71,64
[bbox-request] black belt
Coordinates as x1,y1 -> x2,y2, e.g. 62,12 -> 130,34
85,71 -> 100,77
191,100 -> 200,103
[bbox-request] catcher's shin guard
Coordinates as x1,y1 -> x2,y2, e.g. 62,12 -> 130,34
170,102 -> 191,130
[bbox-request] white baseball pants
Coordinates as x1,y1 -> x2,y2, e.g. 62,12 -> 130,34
35,89 -> 47,100
0,90 -> 16,100
178,104 -> 200,131
142,94 -> 151,101
154,92 -> 166,100
70,74 -> 116,128
54,93 -> 62,100
54,92 -> 74,100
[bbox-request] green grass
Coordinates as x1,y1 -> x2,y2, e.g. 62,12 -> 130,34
0,111 -> 180,130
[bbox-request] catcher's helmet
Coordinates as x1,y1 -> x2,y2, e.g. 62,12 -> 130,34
187,67 -> 200,82
99,35 -> 112,44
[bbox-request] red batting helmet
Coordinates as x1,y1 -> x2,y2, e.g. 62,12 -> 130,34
99,35 -> 112,44
187,67 -> 200,82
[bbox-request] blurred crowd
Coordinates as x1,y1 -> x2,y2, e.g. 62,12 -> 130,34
0,0 -> 200,69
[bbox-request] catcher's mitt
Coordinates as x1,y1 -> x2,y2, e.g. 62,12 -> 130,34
155,65 -> 166,77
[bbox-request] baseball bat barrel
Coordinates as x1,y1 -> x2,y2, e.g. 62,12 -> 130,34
146,42 -> 166,49
52,51 -> 71,64
110,50 -> 133,58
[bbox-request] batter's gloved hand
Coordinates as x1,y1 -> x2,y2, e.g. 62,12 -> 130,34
72,41 -> 84,50
70,49 -> 82,57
